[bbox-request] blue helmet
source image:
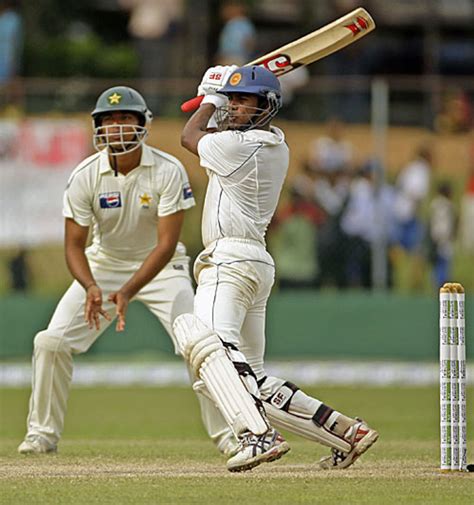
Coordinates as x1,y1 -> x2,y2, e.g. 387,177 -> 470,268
218,66 -> 283,108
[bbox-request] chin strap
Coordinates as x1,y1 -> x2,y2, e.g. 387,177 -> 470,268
110,151 -> 118,177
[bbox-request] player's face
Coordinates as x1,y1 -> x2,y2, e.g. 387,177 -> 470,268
96,111 -> 145,154
100,112 -> 140,141
227,93 -> 260,128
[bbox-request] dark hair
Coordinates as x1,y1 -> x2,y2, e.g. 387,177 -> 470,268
437,181 -> 452,198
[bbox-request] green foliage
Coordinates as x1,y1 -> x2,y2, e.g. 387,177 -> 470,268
23,35 -> 138,78
0,242 -> 472,297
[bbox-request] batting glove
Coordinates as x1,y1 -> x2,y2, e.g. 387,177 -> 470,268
201,94 -> 228,109
197,65 -> 238,96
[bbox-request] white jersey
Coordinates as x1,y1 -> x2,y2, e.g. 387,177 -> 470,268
63,144 -> 195,264
394,158 -> 431,222
197,127 -> 289,248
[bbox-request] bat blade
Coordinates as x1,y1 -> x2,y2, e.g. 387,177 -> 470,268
181,7 -> 375,112
248,7 -> 375,75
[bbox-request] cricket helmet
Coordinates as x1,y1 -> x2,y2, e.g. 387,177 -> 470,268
216,66 -> 282,131
91,86 -> 152,156
218,66 -> 283,109
91,86 -> 153,127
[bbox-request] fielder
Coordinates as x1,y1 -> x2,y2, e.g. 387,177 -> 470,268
18,86 -> 234,455
174,65 -> 379,472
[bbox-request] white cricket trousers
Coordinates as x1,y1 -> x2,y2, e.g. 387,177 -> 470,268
193,239 -> 329,444
193,238 -> 275,379
25,256 -> 231,449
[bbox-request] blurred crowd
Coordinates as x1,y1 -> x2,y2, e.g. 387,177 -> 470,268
2,0 -> 474,294
0,0 -> 22,111
269,119 -> 474,292
0,0 -> 21,84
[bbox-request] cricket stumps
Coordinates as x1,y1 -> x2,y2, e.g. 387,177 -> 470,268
439,282 -> 467,472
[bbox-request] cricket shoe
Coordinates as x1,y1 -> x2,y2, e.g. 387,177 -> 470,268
227,428 -> 290,472
318,418 -> 378,470
18,435 -> 57,455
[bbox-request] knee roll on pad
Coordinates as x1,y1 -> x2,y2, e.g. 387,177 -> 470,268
173,314 -> 216,361
34,331 -> 71,353
173,313 -> 222,375
188,333 -> 223,376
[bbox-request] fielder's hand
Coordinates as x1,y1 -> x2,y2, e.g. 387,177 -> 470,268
197,65 -> 238,96
108,290 -> 130,332
84,284 -> 111,330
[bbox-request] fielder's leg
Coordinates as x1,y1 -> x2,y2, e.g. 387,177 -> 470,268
18,277 -> 115,454
173,314 -> 290,472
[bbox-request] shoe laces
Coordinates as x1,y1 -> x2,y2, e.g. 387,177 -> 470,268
330,448 -> 347,465
238,429 -> 279,457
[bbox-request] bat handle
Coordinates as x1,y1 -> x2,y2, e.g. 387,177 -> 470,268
181,95 -> 204,113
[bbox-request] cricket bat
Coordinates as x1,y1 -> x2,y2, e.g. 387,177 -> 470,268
181,7 -> 375,112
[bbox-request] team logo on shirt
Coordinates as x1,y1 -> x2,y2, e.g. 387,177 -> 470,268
229,73 -> 242,86
99,192 -> 122,208
107,92 -> 122,105
139,192 -> 152,208
183,183 -> 193,200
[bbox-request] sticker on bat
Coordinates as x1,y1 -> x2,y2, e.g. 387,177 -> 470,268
257,54 -> 300,76
344,15 -> 371,36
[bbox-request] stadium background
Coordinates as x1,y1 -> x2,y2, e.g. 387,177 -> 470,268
0,0 -> 473,376
1,2 -> 474,503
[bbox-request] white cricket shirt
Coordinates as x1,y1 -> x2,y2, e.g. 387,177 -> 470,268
63,144 -> 195,263
197,127 -> 289,247
394,158 -> 431,221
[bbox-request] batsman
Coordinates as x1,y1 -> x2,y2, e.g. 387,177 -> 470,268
174,64 -> 379,471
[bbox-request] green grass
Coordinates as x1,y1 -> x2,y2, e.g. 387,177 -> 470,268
1,386 -> 473,504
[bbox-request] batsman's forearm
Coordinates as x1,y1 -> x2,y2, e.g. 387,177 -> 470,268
120,245 -> 176,298
181,104 -> 215,154
65,245 -> 96,289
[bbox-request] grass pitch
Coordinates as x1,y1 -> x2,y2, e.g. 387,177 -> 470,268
1,386 -> 473,504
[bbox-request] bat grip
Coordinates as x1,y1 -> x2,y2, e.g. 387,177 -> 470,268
181,95 -> 204,113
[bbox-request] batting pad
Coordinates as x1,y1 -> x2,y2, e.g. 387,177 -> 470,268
193,377 -> 350,451
173,313 -> 268,437
259,376 -> 351,452
200,348 -> 269,437
264,402 -> 351,452
173,313 -> 215,365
